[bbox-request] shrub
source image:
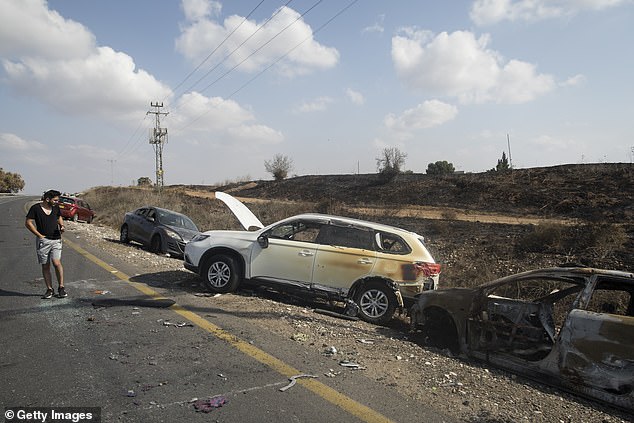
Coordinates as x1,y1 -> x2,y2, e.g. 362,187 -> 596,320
426,161 -> 455,175
264,154 -> 293,181
376,147 -> 406,183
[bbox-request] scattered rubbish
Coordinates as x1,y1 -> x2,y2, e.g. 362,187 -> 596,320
356,339 -> 375,344
126,390 -> 136,397
194,293 -> 221,297
324,346 -> 337,355
314,308 -> 359,321
339,361 -> 366,370
193,395 -> 228,412
396,355 -> 403,360
217,373 -> 227,380
163,321 -> 194,327
92,298 -> 175,308
87,316 -> 95,322
279,374 -> 318,392
94,290 -> 110,295
291,333 -> 309,342
325,369 -> 340,378
131,312 -> 140,315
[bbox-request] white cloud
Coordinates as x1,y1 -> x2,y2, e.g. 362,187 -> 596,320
392,29 -> 556,104
0,0 -> 94,60
362,14 -> 385,34
384,100 -> 458,136
0,1 -> 172,123
181,0 -> 221,22
294,96 -> 334,113
345,88 -> 365,105
175,5 -> 339,77
561,74 -> 586,86
170,91 -> 283,145
0,133 -> 46,151
470,0 -> 631,25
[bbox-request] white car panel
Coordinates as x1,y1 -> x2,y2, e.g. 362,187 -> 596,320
215,191 -> 264,230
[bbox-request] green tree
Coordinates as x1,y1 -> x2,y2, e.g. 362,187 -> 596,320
264,154 -> 294,181
376,147 -> 407,183
491,152 -> 510,172
426,160 -> 455,175
137,176 -> 153,187
0,168 -> 25,193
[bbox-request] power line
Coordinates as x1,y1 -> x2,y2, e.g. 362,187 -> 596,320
179,0 -> 358,132
168,0 -> 269,102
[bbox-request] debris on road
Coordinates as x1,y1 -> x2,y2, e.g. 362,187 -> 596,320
193,395 -> 228,412
279,374 -> 318,392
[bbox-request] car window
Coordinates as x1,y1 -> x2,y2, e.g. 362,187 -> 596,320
315,224 -> 374,250
269,221 -> 321,242
585,277 -> 633,317
156,210 -> 198,231
135,208 -> 147,216
59,197 -> 74,205
376,232 -> 411,254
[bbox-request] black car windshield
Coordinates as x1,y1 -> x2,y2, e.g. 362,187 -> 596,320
59,197 -> 75,205
156,210 -> 198,231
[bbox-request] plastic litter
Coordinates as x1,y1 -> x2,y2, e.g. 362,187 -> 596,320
279,374 -> 318,392
193,395 -> 228,412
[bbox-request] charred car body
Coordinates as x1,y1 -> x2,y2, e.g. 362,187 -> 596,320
184,192 -> 440,324
410,267 -> 634,411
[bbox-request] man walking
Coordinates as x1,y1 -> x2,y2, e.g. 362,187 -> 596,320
25,189 -> 67,298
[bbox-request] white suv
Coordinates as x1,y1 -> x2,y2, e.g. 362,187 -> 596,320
184,192 -> 440,324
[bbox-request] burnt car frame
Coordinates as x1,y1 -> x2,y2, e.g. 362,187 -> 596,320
120,206 -> 200,258
410,267 -> 634,412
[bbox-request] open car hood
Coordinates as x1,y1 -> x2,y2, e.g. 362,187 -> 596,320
215,191 -> 264,231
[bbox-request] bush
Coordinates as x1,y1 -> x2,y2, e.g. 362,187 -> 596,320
426,161 -> 455,175
264,154 -> 293,181
376,147 -> 406,183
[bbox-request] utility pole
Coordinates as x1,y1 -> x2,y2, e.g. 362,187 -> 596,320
507,133 -> 513,169
107,159 -> 116,185
147,102 -> 169,189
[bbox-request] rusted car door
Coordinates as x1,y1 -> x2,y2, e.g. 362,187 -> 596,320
557,276 -> 634,406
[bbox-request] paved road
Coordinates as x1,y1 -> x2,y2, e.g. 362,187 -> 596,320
0,196 -> 455,423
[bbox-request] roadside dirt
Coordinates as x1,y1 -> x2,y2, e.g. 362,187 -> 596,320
66,220 -> 632,423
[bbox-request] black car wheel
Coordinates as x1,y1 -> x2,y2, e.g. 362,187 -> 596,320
201,255 -> 241,293
150,235 -> 163,254
87,215 -> 93,224
120,225 -> 130,243
355,281 -> 397,324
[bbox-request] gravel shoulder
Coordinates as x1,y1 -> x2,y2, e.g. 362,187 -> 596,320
66,220 -> 632,423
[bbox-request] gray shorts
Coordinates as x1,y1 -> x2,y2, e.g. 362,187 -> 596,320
36,238 -> 62,264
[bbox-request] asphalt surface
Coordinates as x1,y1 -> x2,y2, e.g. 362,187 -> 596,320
0,195 -> 456,423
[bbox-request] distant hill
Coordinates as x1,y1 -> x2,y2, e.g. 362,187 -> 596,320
181,163 -> 634,222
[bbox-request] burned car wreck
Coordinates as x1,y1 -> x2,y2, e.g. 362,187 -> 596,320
410,267 -> 634,412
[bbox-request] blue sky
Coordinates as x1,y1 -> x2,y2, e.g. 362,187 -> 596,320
1,0 -> 633,195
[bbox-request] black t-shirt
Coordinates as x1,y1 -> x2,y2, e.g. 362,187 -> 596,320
26,203 -> 62,239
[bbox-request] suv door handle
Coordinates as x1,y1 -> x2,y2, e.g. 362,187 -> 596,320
357,258 -> 373,265
298,250 -> 314,257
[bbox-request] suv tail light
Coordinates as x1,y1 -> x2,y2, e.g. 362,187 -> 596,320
413,262 -> 441,277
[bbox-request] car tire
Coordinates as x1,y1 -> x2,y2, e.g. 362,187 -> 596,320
355,280 -> 397,325
120,225 -> 130,243
87,215 -> 93,224
72,213 -> 79,222
150,235 -> 163,254
201,254 -> 241,293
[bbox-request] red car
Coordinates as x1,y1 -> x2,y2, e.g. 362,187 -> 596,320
58,196 -> 95,223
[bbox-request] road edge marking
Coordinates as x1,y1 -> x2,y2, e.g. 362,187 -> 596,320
64,237 -> 396,423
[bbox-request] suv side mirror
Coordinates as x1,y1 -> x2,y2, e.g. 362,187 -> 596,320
257,234 -> 269,248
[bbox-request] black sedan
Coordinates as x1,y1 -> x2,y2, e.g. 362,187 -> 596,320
120,206 -> 200,258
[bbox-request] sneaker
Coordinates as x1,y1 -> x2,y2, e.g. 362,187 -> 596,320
43,288 -> 54,299
58,287 -> 67,298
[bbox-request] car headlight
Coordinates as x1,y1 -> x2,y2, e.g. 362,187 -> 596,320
191,234 -> 210,242
164,228 -> 184,241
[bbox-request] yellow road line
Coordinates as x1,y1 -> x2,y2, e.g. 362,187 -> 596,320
64,237 -> 395,423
